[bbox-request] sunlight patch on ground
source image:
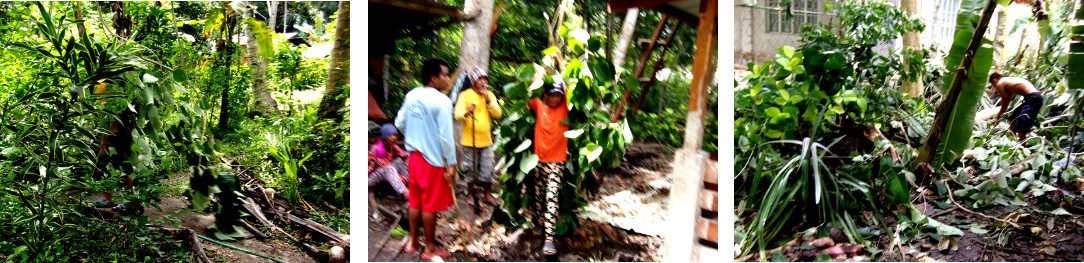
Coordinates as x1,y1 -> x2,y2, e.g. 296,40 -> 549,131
275,87 -> 326,107
578,177 -> 671,237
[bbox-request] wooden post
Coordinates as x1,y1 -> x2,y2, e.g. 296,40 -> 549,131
665,0 -> 716,261
682,0 -> 717,152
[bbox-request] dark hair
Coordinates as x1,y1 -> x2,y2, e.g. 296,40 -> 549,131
421,57 -> 450,86
989,72 -> 1002,83
462,77 -> 474,91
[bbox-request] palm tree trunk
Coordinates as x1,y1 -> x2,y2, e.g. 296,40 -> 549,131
245,1 -> 277,113
317,1 -> 350,122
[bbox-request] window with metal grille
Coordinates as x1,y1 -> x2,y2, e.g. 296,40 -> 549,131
928,0 -> 961,47
765,0 -> 819,34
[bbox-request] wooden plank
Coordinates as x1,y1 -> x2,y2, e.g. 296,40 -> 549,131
609,0 -> 684,13
694,242 -> 720,262
703,159 -> 717,185
696,217 -> 718,243
651,4 -> 699,26
266,209 -> 345,244
699,189 -> 718,212
371,0 -> 463,18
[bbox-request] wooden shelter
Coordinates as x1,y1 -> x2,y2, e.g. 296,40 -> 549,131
368,0 -> 473,116
608,0 -> 718,261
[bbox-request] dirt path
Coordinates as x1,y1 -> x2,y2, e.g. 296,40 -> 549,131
368,142 -> 673,261
92,171 -> 318,263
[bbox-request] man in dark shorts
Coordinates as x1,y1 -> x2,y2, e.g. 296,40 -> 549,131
988,72 -> 1044,144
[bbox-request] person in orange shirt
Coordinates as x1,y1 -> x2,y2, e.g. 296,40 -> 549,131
454,67 -> 503,207
526,83 -> 569,256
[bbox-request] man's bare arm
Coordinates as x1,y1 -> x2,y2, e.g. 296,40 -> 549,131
990,92 -> 1012,124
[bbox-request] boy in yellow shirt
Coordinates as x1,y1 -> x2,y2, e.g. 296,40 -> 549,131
454,67 -> 503,207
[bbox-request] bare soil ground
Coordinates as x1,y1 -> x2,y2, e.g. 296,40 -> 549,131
90,171 -> 319,263
368,143 -> 674,262
738,190 -> 1084,262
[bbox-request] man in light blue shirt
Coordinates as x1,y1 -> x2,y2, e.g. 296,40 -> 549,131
394,57 -> 459,260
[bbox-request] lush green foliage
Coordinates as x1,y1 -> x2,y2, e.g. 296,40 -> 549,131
491,18 -> 633,234
735,1 -> 927,257
0,1 -> 348,260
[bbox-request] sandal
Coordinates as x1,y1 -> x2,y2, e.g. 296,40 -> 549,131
404,239 -> 421,253
542,241 -> 557,256
420,248 -> 450,261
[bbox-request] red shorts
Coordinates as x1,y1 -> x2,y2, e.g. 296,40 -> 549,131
407,151 -> 453,213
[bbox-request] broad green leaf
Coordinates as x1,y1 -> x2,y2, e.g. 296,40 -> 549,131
564,129 -> 584,138
543,47 -> 559,55
766,130 -> 784,139
243,18 -> 275,57
969,224 -> 989,234
142,73 -> 158,83
934,18 -> 994,165
173,68 -> 187,82
519,153 -> 539,174
517,64 -> 537,81
911,205 -> 964,236
513,139 -> 532,153
585,143 -> 602,162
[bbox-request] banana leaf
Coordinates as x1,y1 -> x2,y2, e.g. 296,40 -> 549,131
933,0 -> 995,165
1068,52 -> 1084,89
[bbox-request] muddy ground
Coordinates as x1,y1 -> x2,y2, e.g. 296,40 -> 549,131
367,143 -> 674,262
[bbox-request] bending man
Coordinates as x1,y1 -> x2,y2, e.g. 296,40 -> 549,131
988,72 -> 1044,144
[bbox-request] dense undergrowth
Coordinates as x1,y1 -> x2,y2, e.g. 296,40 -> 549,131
0,2 -> 348,261
736,0 -> 1084,261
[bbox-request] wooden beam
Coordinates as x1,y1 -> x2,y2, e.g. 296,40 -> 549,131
371,0 -> 463,18
490,0 -> 506,36
699,189 -> 718,212
629,21 -> 681,119
634,15 -> 670,78
696,217 -> 719,243
609,0 -> 684,13
610,15 -> 669,122
681,0 -> 716,151
651,4 -> 698,26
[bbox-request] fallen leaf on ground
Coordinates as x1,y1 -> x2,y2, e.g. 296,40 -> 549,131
811,237 -> 835,248
937,236 -> 958,252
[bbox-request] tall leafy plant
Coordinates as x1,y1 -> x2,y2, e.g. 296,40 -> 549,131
918,0 -> 998,166
491,18 -> 632,234
0,2 -> 160,257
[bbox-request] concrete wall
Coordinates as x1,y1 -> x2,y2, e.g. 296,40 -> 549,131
734,0 -> 964,67
734,3 -> 834,66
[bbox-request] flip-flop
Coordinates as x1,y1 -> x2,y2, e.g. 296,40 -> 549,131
420,248 -> 450,261
404,240 -> 421,253
542,241 -> 557,256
